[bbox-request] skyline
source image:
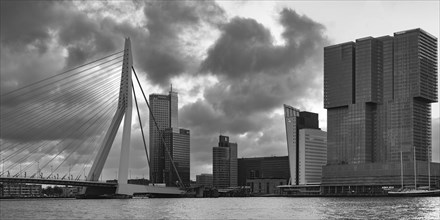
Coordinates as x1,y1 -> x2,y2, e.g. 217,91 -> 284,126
1,1 -> 439,181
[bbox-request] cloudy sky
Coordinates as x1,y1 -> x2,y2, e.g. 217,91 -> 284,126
1,1 -> 439,180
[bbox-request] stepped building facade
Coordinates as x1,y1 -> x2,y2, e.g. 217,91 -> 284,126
323,28 -> 439,193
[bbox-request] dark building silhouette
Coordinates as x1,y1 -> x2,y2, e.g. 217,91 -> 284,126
237,156 -> 290,186
213,135 -> 237,188
323,28 -> 439,191
195,174 -> 213,187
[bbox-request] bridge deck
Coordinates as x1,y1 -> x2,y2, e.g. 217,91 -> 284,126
0,177 -> 117,187
0,177 -> 188,196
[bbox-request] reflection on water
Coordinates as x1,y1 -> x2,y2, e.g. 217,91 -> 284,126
1,197 -> 439,219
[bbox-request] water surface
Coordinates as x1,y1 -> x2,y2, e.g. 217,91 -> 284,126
1,197 -> 439,219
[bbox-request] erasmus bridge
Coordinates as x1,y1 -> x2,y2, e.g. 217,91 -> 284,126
0,38 -> 188,198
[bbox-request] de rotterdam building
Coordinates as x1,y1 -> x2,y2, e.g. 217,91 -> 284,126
323,28 -> 439,193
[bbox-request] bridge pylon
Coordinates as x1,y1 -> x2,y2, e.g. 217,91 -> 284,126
79,38 -> 186,198
81,38 -> 133,197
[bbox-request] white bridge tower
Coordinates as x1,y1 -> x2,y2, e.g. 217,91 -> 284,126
82,38 -> 185,197
84,38 -> 133,195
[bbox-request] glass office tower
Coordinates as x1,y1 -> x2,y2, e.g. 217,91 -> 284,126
149,88 -> 189,185
149,93 -> 172,184
163,128 -> 190,187
323,29 -> 438,192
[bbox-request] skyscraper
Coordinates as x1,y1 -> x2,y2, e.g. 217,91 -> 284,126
323,28 -> 438,192
284,105 -> 325,185
149,89 -> 189,185
213,135 -> 237,188
163,128 -> 190,187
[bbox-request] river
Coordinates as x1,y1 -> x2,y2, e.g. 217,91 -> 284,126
1,197 -> 439,219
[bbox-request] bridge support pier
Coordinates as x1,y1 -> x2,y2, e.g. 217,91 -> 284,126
79,186 -> 117,199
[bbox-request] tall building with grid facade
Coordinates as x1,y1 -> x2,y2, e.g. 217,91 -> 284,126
298,129 -> 327,185
149,89 -> 190,185
213,135 -> 237,188
163,128 -> 190,187
322,28 -> 439,191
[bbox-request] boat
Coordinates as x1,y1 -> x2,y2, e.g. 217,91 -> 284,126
388,188 -> 440,197
388,146 -> 440,197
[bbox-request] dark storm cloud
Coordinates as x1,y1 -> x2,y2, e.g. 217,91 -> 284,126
196,9 -> 328,124
180,99 -> 276,136
201,17 -> 275,77
1,1 -> 119,68
201,9 -> 326,78
204,74 -> 294,117
184,9 -> 327,136
0,1 -> 122,94
0,1 -> 54,53
1,1 -> 224,91
137,0 -> 225,85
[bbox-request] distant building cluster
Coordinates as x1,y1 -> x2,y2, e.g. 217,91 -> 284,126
0,183 -> 83,198
201,105 -> 327,195
1,183 -> 42,197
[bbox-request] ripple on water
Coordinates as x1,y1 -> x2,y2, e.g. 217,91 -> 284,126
0,197 -> 439,219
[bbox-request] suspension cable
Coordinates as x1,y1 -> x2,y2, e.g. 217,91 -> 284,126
131,81 -> 150,168
0,75 -> 120,156
1,50 -> 123,97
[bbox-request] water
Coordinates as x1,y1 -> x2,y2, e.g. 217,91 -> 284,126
1,197 -> 439,219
